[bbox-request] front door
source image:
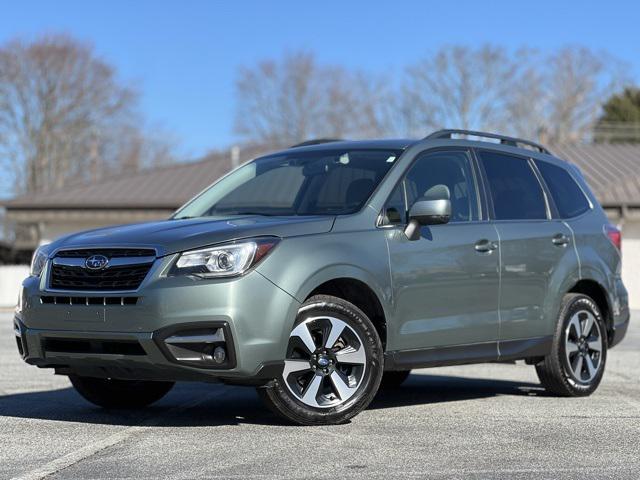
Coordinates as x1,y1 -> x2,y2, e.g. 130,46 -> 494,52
384,149 -> 500,351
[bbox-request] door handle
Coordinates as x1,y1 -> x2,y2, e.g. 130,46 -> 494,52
552,233 -> 570,247
475,239 -> 498,253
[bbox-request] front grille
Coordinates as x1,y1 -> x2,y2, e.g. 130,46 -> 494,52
49,248 -> 155,291
41,296 -> 139,306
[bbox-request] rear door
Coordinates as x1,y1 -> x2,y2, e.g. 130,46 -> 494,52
477,149 -> 577,341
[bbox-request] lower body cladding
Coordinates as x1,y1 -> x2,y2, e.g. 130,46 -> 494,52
15,319 -> 279,384
15,270 -> 299,384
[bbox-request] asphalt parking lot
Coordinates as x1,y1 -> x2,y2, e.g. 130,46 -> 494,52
1,311 -> 638,480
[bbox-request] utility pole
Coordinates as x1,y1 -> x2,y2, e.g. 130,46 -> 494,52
230,145 -> 240,169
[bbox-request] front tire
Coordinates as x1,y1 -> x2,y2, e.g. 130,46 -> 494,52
536,294 -> 607,397
258,295 -> 383,425
69,375 -> 175,408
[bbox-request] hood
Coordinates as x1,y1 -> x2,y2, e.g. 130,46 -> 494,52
47,215 -> 335,257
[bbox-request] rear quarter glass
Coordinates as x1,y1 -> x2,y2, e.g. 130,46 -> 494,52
535,160 -> 590,218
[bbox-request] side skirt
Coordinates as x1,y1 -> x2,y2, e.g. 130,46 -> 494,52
384,336 -> 553,371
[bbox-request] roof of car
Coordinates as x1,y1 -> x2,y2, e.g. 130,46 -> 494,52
283,138 -> 418,152
283,131 -> 553,156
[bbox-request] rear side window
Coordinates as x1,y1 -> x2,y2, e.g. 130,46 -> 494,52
535,160 -> 590,218
479,151 -> 547,220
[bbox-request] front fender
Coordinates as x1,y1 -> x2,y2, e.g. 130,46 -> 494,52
256,230 -> 392,329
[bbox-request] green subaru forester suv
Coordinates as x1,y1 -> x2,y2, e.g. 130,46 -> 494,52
15,130 -> 630,425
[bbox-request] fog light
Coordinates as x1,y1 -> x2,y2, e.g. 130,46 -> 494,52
213,346 -> 226,364
157,325 -> 234,368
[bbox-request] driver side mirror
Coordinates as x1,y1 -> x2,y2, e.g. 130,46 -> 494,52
404,185 -> 451,241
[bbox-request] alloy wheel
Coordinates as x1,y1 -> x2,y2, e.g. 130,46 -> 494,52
283,316 -> 367,408
564,309 -> 603,384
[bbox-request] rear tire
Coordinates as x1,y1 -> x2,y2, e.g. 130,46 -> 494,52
258,295 -> 383,425
380,370 -> 411,389
69,375 -> 174,408
536,294 -> 607,397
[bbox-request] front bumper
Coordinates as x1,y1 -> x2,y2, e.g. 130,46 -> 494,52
16,266 -> 299,383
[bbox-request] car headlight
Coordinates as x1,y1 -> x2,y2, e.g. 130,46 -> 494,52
170,238 -> 279,278
30,247 -> 48,277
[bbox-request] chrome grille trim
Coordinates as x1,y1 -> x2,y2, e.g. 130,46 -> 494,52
52,256 -> 157,268
54,248 -> 157,258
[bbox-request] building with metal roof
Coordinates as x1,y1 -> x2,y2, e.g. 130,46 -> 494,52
2,141 -> 640,306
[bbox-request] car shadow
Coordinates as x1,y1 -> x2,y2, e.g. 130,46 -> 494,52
369,372 -> 545,411
0,373 -> 545,427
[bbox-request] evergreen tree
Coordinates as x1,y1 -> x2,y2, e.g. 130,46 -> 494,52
594,88 -> 640,143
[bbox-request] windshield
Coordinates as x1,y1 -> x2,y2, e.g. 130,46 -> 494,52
174,149 -> 402,218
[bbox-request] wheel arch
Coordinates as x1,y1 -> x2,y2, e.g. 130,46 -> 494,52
567,279 -> 613,345
305,276 -> 388,349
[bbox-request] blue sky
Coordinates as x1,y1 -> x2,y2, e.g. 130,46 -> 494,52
1,0 -> 639,159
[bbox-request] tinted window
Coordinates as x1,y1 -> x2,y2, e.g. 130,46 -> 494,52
404,150 -> 478,223
535,160 -> 590,218
382,182 -> 406,224
175,149 -> 401,218
314,166 -> 377,211
479,151 -> 547,220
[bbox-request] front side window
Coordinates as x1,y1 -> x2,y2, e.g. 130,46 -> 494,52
175,149 -> 402,218
383,150 -> 478,224
409,150 -> 479,222
535,160 -> 590,218
479,151 -> 547,220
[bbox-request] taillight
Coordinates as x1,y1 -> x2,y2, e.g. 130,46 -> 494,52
605,224 -> 621,252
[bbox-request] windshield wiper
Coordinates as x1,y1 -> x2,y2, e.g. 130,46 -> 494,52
229,211 -> 279,217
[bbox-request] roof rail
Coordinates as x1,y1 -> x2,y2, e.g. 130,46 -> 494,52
290,138 -> 343,148
424,129 -> 550,154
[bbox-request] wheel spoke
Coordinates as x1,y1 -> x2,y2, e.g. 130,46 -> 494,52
568,315 -> 582,338
301,374 -> 323,407
582,313 -> 595,338
283,359 -> 311,379
587,337 -> 602,352
571,355 -> 584,380
330,371 -> 355,401
290,322 -> 317,355
585,355 -> 597,379
324,318 -> 346,349
335,345 -> 366,365
566,340 -> 579,354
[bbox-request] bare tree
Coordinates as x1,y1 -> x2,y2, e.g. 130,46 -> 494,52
0,34 -> 174,194
543,47 -> 627,143
502,49 -> 548,141
235,46 -> 628,148
401,45 -> 629,142
234,52 -> 395,147
401,45 -> 519,136
234,52 -> 320,147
